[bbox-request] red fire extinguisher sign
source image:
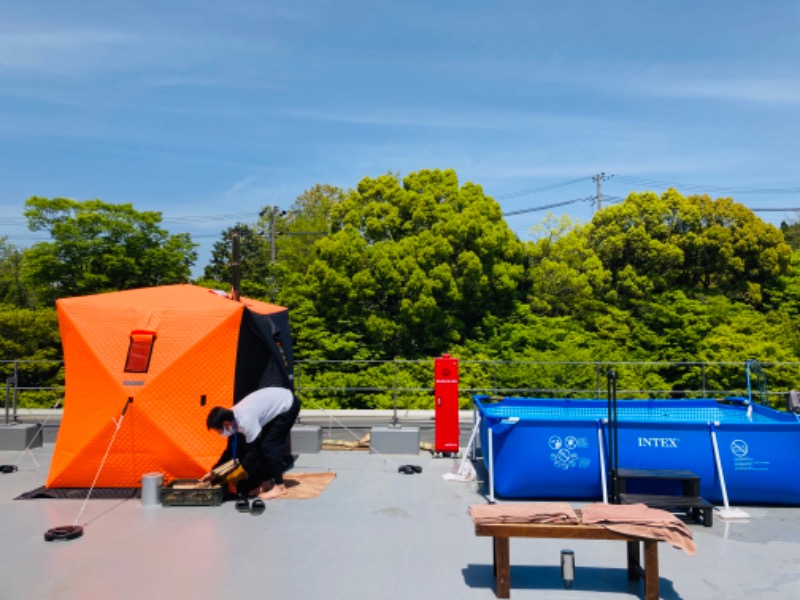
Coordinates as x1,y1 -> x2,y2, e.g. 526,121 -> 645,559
434,353 -> 460,455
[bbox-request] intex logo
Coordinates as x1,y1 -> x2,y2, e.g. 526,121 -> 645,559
637,437 -> 679,448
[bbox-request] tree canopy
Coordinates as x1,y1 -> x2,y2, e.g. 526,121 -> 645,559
586,189 -> 792,305
5,176 -> 800,409
0,237 -> 36,308
297,169 -> 526,358
201,223 -> 272,298
23,197 -> 197,302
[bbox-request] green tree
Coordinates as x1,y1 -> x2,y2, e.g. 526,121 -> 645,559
302,169 -> 526,359
526,214 -> 611,316
200,223 -> 272,298
23,197 -> 197,302
0,237 -> 37,308
276,184 -> 341,278
587,189 -> 792,305
780,220 -> 800,251
0,306 -> 63,407
199,186 -> 342,303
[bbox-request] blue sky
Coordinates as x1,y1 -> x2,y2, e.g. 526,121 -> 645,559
2,1 -> 799,276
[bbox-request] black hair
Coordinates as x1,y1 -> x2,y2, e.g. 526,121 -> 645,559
206,406 -> 235,430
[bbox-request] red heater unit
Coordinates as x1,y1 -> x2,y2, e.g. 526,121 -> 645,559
434,353 -> 460,456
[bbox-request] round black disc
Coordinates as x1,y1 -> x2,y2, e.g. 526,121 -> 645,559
44,525 -> 84,542
0,465 -> 18,474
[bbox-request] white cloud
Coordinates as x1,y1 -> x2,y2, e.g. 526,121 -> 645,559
0,30 -> 137,74
629,76 -> 800,105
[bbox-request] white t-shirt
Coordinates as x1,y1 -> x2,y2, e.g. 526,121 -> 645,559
232,387 -> 294,443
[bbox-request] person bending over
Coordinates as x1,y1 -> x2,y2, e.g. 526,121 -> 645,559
203,386 -> 300,500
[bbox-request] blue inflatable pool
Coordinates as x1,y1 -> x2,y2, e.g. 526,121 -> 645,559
474,395 -> 800,505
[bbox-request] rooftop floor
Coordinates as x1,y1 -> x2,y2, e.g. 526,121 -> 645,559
2,415 -> 799,600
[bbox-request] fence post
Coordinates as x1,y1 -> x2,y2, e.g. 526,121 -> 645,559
595,363 -> 601,399
702,363 -> 707,397
391,359 -> 398,426
4,378 -> 11,425
12,361 -> 19,423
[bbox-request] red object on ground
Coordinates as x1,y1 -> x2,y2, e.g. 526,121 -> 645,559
434,353 -> 460,455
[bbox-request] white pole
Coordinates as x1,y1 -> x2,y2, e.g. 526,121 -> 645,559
471,404 -> 477,461
598,420 -> 608,504
456,414 -> 481,475
488,425 -> 495,504
709,422 -> 730,509
709,421 -> 750,520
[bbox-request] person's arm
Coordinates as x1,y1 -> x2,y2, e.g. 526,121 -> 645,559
214,435 -> 237,467
198,435 -> 238,482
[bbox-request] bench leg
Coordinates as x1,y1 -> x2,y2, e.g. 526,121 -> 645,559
643,540 -> 659,600
626,541 -> 641,581
493,537 -> 510,598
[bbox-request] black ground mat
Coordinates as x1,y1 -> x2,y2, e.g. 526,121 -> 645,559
15,486 -> 140,500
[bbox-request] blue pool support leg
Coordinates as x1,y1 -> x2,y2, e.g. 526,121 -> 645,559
488,425 -> 495,504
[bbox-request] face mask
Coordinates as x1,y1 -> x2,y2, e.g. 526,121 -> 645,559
221,424 -> 235,438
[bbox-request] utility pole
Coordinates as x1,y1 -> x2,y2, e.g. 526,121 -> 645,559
230,229 -> 241,301
592,173 -> 610,213
269,207 -> 277,263
259,206 -> 286,263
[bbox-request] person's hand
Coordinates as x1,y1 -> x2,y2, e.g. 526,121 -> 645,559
198,472 -> 213,483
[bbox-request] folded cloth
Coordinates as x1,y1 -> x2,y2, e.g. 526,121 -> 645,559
469,502 -> 579,525
580,502 -> 696,556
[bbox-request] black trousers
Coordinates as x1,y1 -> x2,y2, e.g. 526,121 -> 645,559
237,394 -> 300,495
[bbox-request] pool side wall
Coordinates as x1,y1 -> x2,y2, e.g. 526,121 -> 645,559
477,398 -> 800,505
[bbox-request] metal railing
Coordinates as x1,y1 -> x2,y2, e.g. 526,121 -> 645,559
5,358 -> 800,425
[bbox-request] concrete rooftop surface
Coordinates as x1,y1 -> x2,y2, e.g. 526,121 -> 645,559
2,414 -> 800,600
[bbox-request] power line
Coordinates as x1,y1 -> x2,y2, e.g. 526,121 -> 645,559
502,196 -> 595,217
162,213 -> 260,224
494,176 -> 594,200
0,213 -> 262,226
611,175 -> 800,195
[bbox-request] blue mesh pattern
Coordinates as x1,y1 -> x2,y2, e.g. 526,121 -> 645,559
478,399 -> 777,424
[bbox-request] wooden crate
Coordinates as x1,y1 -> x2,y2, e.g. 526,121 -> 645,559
161,480 -> 224,507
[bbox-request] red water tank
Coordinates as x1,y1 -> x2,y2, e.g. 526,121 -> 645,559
434,353 -> 460,455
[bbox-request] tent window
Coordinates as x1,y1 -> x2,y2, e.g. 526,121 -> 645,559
125,330 -> 157,373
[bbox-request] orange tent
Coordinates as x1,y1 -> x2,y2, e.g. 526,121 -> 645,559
46,284 -> 294,488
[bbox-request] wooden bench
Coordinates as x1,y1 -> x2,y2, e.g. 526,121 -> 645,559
474,510 -> 660,599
